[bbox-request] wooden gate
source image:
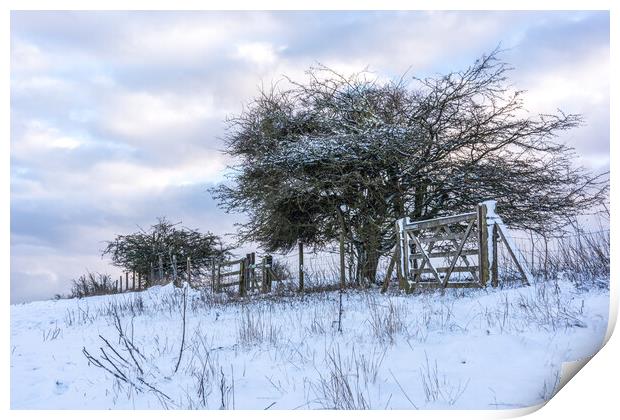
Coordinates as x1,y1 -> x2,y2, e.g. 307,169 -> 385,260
394,200 -> 533,291
215,257 -> 246,295
215,253 -> 279,297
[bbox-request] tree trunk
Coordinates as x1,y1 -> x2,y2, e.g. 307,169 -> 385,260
361,249 -> 380,286
357,223 -> 382,286
413,183 -> 427,219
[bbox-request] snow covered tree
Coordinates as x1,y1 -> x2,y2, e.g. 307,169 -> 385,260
102,218 -> 229,287
212,50 -> 608,285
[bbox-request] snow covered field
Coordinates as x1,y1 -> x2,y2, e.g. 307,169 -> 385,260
10,278 -> 609,410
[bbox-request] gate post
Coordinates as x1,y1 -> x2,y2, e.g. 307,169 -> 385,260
491,223 -> 499,287
478,202 -> 490,287
249,252 -> 256,290
395,219 -> 411,293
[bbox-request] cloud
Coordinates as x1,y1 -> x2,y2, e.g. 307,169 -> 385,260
11,120 -> 85,158
100,90 -> 221,143
234,42 -> 283,66
10,40 -> 50,72
500,11 -> 610,169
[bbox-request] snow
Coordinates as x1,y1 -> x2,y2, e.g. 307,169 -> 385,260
484,199 -> 498,270
10,279 -> 609,409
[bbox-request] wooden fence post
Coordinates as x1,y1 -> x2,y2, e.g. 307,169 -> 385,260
132,270 -> 136,290
264,255 -> 273,293
478,203 -> 490,287
187,257 -> 191,286
298,241 -> 304,292
138,273 -> 142,291
339,229 -> 346,289
244,253 -> 250,291
211,259 -> 216,293
172,254 -> 178,286
119,275 -> 123,292
381,248 -> 397,293
261,256 -> 267,293
491,223 -> 499,287
395,219 -> 412,293
250,252 -> 256,290
542,232 -> 549,280
239,258 -> 247,297
347,242 -> 354,286
125,272 -> 129,291
402,226 -> 411,293
217,262 -> 221,293
395,220 -> 404,290
260,255 -> 269,293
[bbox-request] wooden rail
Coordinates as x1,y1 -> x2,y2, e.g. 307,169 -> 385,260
403,212 -> 477,230
411,266 -> 479,274
410,249 -> 479,259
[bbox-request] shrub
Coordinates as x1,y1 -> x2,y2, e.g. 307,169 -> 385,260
69,272 -> 118,298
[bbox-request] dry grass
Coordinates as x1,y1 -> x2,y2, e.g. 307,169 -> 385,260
366,294 -> 408,344
419,352 -> 469,406
236,305 -> 282,348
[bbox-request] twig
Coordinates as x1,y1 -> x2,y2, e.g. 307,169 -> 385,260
99,334 -> 129,366
136,376 -> 172,401
389,369 -> 418,409
100,347 -> 129,381
83,347 -> 137,390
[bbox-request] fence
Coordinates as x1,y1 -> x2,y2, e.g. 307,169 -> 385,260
113,255 -> 194,293
110,204 -> 608,296
214,253 -> 282,297
115,270 -> 142,293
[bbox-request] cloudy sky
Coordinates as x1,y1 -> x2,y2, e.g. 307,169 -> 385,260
10,10 -> 609,303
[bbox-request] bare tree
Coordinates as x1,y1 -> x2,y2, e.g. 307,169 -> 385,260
212,49 -> 608,285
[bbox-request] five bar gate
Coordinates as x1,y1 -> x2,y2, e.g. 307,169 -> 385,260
391,200 -> 533,292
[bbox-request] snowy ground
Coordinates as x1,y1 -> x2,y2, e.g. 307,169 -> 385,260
10,278 -> 609,410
